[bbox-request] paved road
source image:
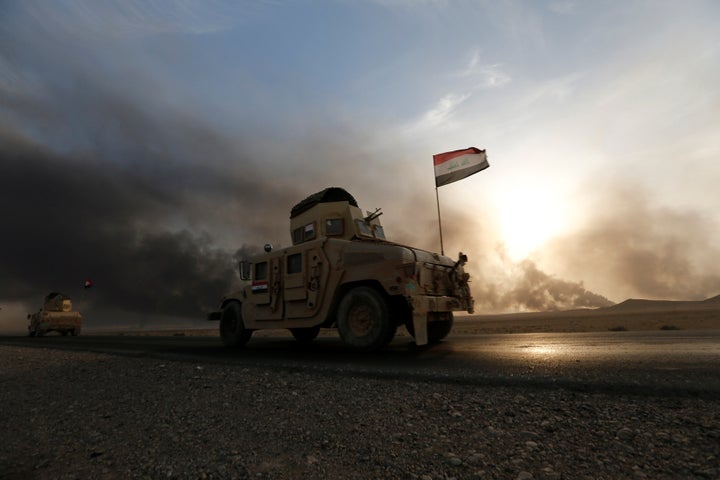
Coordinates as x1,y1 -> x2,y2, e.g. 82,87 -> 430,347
2,329 -> 719,398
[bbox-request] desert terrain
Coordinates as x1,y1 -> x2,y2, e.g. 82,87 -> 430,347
450,295 -> 720,335
119,295 -> 719,339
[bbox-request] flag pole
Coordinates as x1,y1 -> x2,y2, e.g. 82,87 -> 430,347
432,147 -> 489,257
435,185 -> 444,256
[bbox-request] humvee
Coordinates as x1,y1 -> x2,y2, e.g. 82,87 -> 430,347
28,292 -> 83,337
208,187 -> 474,351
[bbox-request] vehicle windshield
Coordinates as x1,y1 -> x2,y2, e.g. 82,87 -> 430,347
355,219 -> 386,240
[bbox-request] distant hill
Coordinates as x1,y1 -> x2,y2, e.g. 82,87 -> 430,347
602,295 -> 720,313
460,294 -> 720,334
703,294 -> 720,304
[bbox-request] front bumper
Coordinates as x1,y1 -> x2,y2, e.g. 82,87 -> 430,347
407,294 -> 472,315
405,293 -> 473,346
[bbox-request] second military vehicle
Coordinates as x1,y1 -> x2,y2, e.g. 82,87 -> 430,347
208,187 -> 474,351
28,292 -> 83,337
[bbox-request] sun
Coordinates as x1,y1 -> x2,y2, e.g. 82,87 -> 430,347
494,186 -> 569,261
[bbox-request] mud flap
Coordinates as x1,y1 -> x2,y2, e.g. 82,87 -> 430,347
412,312 -> 428,346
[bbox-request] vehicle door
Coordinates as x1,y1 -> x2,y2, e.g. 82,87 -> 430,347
248,255 -> 284,321
284,242 -> 328,319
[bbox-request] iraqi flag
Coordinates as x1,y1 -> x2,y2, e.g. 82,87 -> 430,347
433,147 -> 489,187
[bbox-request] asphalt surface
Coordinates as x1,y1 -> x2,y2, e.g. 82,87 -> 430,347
1,329 -> 719,399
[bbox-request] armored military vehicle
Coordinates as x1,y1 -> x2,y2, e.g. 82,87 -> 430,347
208,187 -> 474,351
28,292 -> 83,337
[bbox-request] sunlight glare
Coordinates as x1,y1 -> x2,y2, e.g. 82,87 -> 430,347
495,186 -> 568,261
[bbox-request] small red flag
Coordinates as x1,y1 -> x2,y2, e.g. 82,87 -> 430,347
84,279 -> 94,289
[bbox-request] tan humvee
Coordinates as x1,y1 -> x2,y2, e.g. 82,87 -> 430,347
208,187 -> 474,351
28,292 -> 83,337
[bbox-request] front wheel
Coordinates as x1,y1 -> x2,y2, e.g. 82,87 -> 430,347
405,312 -> 454,343
337,287 -> 395,352
428,312 -> 454,343
220,302 -> 252,348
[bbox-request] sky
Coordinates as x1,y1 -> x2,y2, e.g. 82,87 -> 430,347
1,0 -> 719,331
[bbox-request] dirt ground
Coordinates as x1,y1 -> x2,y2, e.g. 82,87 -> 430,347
116,299 -> 720,338
450,304 -> 720,335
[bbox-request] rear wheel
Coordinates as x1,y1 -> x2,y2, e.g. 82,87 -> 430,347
337,287 -> 395,352
71,328 -> 81,336
28,330 -> 36,338
290,326 -> 320,344
220,302 -> 252,348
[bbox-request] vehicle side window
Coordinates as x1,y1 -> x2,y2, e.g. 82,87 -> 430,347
287,253 -> 302,274
254,262 -> 268,280
292,228 -> 303,244
293,222 -> 317,244
373,225 -> 386,240
304,222 -> 315,240
325,218 -> 343,236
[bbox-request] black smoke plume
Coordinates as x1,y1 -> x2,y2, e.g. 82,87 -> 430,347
0,131 -> 276,322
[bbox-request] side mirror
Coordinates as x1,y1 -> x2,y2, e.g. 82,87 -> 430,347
238,260 -> 252,281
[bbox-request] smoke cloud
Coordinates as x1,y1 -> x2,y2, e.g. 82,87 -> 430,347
0,117 -> 615,329
390,199 -> 614,313
0,131 -> 271,322
473,259 -> 614,312
0,53 -> 420,330
538,183 -> 720,302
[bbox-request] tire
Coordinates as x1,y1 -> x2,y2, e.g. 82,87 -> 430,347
427,313 -> 454,343
61,331 -> 69,336
337,287 -> 396,352
220,302 -> 252,348
71,328 -> 81,336
290,326 -> 320,344
29,330 -> 36,338
406,312 -> 454,343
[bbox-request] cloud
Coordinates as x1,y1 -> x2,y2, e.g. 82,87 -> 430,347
402,48 -> 511,137
461,50 -> 512,89
413,92 -> 472,131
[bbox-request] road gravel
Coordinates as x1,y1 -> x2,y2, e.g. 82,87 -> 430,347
1,345 -> 718,480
